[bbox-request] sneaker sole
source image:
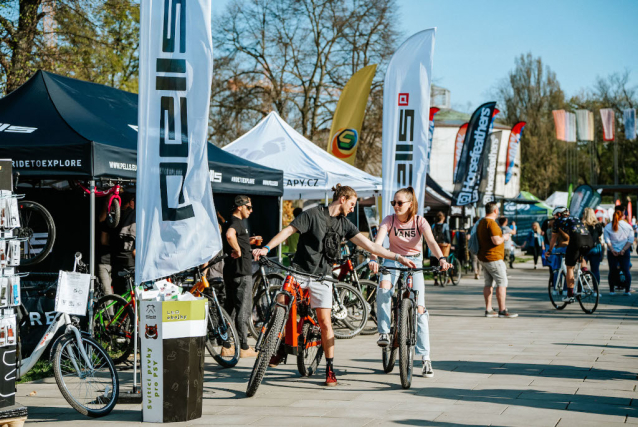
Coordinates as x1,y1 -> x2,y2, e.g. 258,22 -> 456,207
485,314 -> 498,318
498,315 -> 519,318
377,342 -> 390,347
423,373 -> 434,378
325,382 -> 338,387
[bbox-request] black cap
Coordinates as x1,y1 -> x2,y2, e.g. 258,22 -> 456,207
233,195 -> 250,208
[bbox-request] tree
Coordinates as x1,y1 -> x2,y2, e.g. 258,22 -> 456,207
495,53 -> 566,199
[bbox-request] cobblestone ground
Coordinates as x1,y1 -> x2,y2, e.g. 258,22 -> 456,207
19,256 -> 638,426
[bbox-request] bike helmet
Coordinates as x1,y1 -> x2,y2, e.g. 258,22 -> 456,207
552,206 -> 567,216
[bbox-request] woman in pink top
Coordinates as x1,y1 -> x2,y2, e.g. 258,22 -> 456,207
368,187 -> 450,378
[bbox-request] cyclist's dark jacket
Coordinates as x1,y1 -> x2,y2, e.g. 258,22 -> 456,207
552,216 -> 590,238
290,206 -> 359,275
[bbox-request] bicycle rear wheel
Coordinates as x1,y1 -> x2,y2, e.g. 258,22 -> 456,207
52,333 -> 119,417
246,305 -> 286,397
548,272 -> 568,310
92,294 -> 134,365
358,279 -> 378,336
398,298 -> 415,389
382,343 -> 397,374
206,306 -> 240,368
449,258 -> 462,285
577,272 -> 599,314
297,322 -> 323,377
332,282 -> 369,339
15,200 -> 56,266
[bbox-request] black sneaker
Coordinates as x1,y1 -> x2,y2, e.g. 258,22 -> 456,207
498,309 -> 518,318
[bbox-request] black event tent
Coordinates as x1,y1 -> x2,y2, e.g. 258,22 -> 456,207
0,70 -> 283,196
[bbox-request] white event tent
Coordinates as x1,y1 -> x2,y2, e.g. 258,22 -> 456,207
223,111 -> 381,200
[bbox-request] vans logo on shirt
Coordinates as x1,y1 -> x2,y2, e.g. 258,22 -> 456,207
393,228 -> 417,238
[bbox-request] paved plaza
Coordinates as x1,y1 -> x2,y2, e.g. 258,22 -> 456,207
20,257 -> 638,426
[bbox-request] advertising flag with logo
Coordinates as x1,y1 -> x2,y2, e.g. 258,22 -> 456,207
327,65 -> 377,165
479,131 -> 502,205
381,28 -> 436,218
425,107 -> 440,175
452,102 -> 498,206
136,0 -> 222,285
505,121 -> 525,184
452,123 -> 468,181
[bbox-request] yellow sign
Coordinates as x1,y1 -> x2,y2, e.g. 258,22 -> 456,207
161,300 -> 207,322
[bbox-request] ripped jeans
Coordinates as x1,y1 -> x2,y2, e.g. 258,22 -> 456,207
376,253 -> 431,359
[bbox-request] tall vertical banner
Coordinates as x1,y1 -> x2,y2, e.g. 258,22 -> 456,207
452,123 -> 468,181
505,121 -> 525,184
479,131 -> 502,205
137,0 -> 222,284
381,29 -> 435,218
425,107 -> 440,176
452,102 -> 497,206
600,108 -> 615,141
624,108 -> 636,141
327,65 -> 377,164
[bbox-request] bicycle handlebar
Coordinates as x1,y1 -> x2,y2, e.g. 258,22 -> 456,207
379,265 -> 441,274
258,256 -> 338,283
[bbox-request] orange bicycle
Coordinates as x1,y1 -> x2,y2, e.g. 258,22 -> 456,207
246,257 -> 337,397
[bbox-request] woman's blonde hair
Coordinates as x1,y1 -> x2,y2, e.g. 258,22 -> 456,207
532,222 -> 541,233
582,207 -> 598,227
395,187 -> 418,220
332,184 -> 357,202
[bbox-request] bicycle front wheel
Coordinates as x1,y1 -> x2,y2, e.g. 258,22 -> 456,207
398,298 -> 415,389
297,321 -> 323,377
92,294 -> 134,365
206,306 -> 240,368
548,272 -> 568,310
53,334 -> 119,417
332,282 -> 369,340
246,305 -> 286,397
449,258 -> 462,285
577,272 -> 599,314
250,278 -> 283,338
16,200 -> 56,266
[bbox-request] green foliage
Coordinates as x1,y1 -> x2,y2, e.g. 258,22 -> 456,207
17,360 -> 53,384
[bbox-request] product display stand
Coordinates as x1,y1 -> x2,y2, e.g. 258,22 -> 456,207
0,161 -> 27,426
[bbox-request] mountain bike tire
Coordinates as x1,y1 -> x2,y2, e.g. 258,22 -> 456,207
398,298 -> 415,389
450,258 -> 462,285
332,282 -> 369,340
16,200 -> 56,266
246,305 -> 286,397
249,280 -> 282,338
358,279 -> 379,336
297,322 -> 323,377
92,294 -> 134,365
53,333 -> 119,417
577,272 -> 599,314
382,345 -> 397,374
548,272 -> 568,310
206,306 -> 240,368
106,198 -> 121,228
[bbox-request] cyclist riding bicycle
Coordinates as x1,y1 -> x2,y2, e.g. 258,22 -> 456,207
253,184 -> 416,387
545,206 -> 593,302
368,187 -> 451,378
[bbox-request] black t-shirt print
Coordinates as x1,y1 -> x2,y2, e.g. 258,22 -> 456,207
290,206 -> 359,275
222,216 -> 253,277
552,216 -> 590,238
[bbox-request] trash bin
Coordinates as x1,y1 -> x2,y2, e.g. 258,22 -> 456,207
140,299 -> 207,423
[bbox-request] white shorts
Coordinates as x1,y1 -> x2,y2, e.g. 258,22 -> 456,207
297,277 -> 333,309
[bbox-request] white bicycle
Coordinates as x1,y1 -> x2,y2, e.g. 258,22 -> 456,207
17,298 -> 119,416
547,252 -> 599,314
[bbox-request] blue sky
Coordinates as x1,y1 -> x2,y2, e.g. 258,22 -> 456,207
212,0 -> 638,112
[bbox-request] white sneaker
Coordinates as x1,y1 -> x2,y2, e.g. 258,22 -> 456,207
422,359 -> 434,378
377,333 -> 390,347
609,292 -> 616,296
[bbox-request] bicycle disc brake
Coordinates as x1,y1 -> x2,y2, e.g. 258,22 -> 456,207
332,304 -> 348,320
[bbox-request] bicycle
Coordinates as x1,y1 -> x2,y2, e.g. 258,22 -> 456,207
17,264 -> 119,416
250,260 -> 285,339
547,252 -> 599,314
442,250 -> 462,286
15,199 -> 56,266
378,265 -> 439,389
246,257 -> 340,397
76,180 -> 122,228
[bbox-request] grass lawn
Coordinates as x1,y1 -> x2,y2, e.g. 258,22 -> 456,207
17,360 -> 53,384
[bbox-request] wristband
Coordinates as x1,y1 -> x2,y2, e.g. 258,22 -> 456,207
394,253 -> 400,261
264,245 -> 271,253
369,259 -> 377,264
438,256 -> 447,262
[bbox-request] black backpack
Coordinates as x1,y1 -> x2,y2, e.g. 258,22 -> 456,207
433,223 -> 447,244
321,207 -> 342,264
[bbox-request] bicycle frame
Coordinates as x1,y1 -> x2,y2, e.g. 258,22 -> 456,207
76,181 -> 122,211
18,312 -> 93,378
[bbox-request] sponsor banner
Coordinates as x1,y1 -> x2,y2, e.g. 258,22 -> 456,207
600,108 -> 615,141
505,122 -> 525,184
141,301 -> 164,423
381,29 -> 436,218
327,64 -> 377,165
479,131 -> 502,205
452,102 -> 497,206
425,107 -> 440,176
553,110 -> 566,141
624,108 -> 636,141
452,123 -> 468,181
136,0 -> 222,284
569,184 -> 601,220
576,110 -> 594,141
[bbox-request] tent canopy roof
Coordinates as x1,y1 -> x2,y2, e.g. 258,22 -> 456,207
0,71 -> 282,195
224,111 -> 381,199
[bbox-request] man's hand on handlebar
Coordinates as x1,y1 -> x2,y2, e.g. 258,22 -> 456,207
368,258 -> 379,274
253,248 -> 268,261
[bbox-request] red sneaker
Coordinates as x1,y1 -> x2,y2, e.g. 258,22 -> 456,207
269,346 -> 286,367
325,368 -> 338,387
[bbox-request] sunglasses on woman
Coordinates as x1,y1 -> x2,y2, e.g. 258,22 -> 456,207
390,200 -> 411,207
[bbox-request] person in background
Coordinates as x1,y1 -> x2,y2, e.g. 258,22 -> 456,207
499,217 -> 515,269
111,191 -> 135,294
522,222 -> 544,269
604,209 -> 633,295
222,195 -> 262,358
286,207 -> 303,255
468,217 -> 482,279
582,207 -> 604,285
431,211 -> 451,286
476,202 -> 517,318
97,198 -> 112,296
511,221 -> 518,235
